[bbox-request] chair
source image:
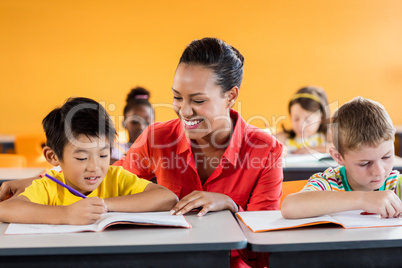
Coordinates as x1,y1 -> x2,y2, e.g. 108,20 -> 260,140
280,180 -> 308,206
14,134 -> 52,168
0,154 -> 27,167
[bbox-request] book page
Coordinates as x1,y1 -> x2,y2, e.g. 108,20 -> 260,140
5,211 -> 190,235
96,211 -> 191,231
237,211 -> 341,232
330,210 -> 402,228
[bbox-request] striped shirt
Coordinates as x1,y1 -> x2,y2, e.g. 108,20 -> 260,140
302,166 -> 402,198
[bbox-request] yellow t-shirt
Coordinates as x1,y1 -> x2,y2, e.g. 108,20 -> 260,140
20,166 -> 151,205
285,132 -> 326,153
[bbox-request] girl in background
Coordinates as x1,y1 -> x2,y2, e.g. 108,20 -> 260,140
111,87 -> 155,164
276,86 -> 330,155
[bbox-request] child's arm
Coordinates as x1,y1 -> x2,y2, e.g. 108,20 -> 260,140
281,190 -> 402,219
0,196 -> 107,225
104,183 -> 178,212
292,145 -> 328,154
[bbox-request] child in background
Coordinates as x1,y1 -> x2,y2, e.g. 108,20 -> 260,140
0,97 -> 177,225
276,86 -> 330,155
111,87 -> 155,164
281,97 -> 402,219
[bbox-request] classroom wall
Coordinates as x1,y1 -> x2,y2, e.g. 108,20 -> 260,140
1,0 -> 402,137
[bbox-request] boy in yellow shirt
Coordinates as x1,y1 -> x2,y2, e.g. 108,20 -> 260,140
281,97 -> 402,219
0,97 -> 178,225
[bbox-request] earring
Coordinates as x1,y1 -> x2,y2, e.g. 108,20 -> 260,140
228,99 -> 235,108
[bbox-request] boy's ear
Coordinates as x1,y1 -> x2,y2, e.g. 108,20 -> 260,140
43,146 -> 60,166
329,146 -> 345,165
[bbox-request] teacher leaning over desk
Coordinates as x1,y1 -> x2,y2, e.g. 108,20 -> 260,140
0,37 -> 283,268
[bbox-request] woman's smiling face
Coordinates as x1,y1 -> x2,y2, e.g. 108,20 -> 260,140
172,64 -> 235,143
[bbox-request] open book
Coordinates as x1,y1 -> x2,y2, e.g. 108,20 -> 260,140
236,210 -> 402,232
5,211 -> 191,235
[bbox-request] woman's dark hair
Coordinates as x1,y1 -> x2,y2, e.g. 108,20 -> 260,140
283,86 -> 330,138
123,87 -> 154,118
42,97 -> 116,160
179,37 -> 244,95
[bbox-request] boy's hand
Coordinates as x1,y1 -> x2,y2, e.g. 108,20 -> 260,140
361,190 -> 402,218
65,197 -> 107,225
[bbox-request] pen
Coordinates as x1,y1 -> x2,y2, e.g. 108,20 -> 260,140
45,174 -> 87,199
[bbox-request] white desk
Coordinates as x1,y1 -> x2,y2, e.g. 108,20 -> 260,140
238,216 -> 402,267
283,156 -> 402,181
0,168 -> 45,183
0,210 -> 246,267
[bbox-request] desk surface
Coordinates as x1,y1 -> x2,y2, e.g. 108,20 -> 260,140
0,210 -> 246,256
0,135 -> 15,143
238,217 -> 402,252
283,155 -> 402,181
238,215 -> 402,267
0,135 -> 15,153
0,167 -> 45,182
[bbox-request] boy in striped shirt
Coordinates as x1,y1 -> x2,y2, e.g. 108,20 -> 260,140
281,97 -> 402,219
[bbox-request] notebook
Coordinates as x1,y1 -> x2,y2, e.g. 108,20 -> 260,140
237,210 -> 402,232
5,211 -> 191,235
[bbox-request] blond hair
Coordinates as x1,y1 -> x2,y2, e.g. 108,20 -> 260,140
331,97 -> 394,155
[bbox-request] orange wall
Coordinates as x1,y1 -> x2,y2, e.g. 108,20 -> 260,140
1,0 -> 402,136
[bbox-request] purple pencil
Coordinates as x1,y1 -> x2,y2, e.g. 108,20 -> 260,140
45,174 -> 87,199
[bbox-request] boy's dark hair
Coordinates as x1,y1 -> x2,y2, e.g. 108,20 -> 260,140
179,37 -> 244,95
123,87 -> 154,119
42,97 -> 116,160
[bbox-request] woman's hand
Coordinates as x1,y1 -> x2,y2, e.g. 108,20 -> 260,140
170,190 -> 238,217
0,177 -> 36,201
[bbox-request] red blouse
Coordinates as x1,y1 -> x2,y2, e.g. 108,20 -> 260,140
114,109 -> 283,212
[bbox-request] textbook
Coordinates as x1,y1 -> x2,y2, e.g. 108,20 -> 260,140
236,210 -> 402,233
4,211 -> 191,235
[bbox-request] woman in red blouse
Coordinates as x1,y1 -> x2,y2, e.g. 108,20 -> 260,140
114,37 -> 283,217
0,37 -> 283,219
